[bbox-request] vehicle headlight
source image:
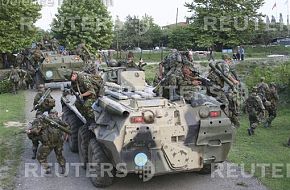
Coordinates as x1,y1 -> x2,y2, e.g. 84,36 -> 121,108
199,106 -> 210,118
134,153 -> 148,167
45,71 -> 53,78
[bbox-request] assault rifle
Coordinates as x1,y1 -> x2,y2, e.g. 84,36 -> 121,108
42,115 -> 72,135
31,88 -> 52,112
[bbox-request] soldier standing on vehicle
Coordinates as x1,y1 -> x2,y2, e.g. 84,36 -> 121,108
155,50 -> 183,99
245,86 -> 265,136
76,42 -> 91,63
264,82 -> 279,128
26,110 -> 69,174
207,54 -> 239,106
8,66 -> 20,94
32,46 -> 44,68
70,71 -> 103,123
33,84 -> 55,117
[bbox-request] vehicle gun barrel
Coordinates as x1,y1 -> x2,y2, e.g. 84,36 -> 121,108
98,97 -> 130,117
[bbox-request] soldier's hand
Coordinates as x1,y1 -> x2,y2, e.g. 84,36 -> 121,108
233,79 -> 240,85
192,80 -> 201,86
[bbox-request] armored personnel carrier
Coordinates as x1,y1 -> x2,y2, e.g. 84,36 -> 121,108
38,51 -> 85,83
61,67 -> 235,187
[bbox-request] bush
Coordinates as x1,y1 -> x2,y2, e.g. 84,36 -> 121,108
0,79 -> 12,94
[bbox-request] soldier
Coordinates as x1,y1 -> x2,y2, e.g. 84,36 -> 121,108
76,42 -> 91,63
257,77 -> 270,102
51,38 -> 59,52
176,63 -> 201,102
156,50 -> 183,99
8,66 -> 20,94
31,46 -> 44,68
33,84 -> 55,117
26,110 -> 68,174
70,71 -> 103,123
245,86 -> 265,136
207,54 -> 239,106
264,82 -> 279,128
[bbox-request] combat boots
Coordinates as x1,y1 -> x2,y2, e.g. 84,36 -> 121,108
60,165 -> 67,175
31,149 -> 37,160
247,127 -> 254,136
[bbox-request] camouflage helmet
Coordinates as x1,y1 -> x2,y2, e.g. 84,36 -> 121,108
269,82 -> 276,88
252,86 -> 258,93
222,54 -> 231,60
260,77 -> 265,81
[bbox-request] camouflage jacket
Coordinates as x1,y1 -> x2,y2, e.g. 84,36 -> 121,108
33,92 -> 55,110
208,61 -> 236,87
268,88 -> 279,109
29,115 -> 68,146
245,93 -> 265,114
257,82 -> 270,99
72,72 -> 103,99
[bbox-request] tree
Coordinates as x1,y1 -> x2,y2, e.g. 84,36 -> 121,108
186,0 -> 264,50
0,1 -> 41,52
168,26 -> 195,50
112,15 -> 163,50
52,0 -> 113,52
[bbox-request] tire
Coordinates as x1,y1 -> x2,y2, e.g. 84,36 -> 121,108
63,105 -> 83,153
88,139 -> 113,187
197,164 -> 215,175
78,125 -> 95,168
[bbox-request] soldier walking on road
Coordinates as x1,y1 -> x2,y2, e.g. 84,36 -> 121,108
26,110 -> 69,174
245,86 -> 265,136
33,84 -> 55,117
8,66 -> 20,94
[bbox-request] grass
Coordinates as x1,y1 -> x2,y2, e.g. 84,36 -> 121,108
0,91 -> 26,189
228,107 -> 290,190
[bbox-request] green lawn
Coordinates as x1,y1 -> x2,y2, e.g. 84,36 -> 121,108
0,91 -> 26,189
228,108 -> 290,190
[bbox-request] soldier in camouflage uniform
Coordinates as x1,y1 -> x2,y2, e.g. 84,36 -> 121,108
8,66 -> 20,94
176,63 -> 201,102
70,71 -> 103,123
31,46 -> 44,69
27,110 -> 68,174
33,84 -> 55,117
264,82 -> 279,128
245,86 -> 265,136
76,42 -> 91,63
207,55 -> 239,105
257,77 -> 270,99
156,50 -> 183,99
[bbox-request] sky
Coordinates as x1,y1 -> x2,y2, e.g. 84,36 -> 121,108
35,0 -> 290,30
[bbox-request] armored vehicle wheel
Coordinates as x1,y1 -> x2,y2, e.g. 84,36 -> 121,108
88,139 -> 113,187
78,125 -> 95,169
197,164 -> 215,175
66,113 -> 81,153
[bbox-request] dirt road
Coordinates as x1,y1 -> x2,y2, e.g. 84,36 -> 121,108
15,90 -> 268,190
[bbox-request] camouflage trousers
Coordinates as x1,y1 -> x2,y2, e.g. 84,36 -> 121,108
206,85 -> 229,106
11,82 -> 19,94
37,142 -> 65,169
248,112 -> 260,130
27,133 -> 40,152
75,98 -> 95,122
266,107 -> 277,125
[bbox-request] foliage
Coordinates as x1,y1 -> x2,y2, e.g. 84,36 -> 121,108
0,0 -> 41,53
185,0 -> 264,49
52,0 -> 113,53
168,26 -> 195,50
0,79 -> 13,94
112,15 -> 163,50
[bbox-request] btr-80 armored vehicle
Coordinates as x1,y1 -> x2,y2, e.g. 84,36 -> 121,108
61,67 -> 235,187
